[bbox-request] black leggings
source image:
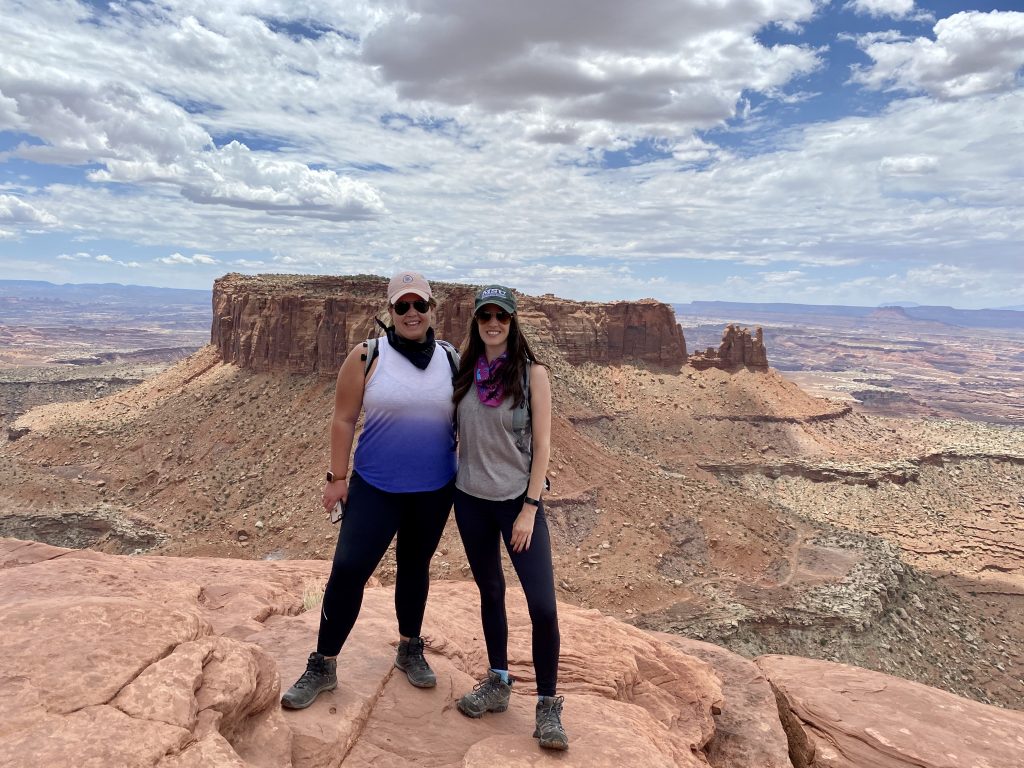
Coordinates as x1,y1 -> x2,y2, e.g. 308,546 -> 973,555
317,472 -> 454,657
454,488 -> 560,697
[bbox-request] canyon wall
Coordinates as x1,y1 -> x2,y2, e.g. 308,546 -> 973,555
212,273 -> 687,374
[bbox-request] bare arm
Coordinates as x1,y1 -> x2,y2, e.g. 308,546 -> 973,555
321,344 -> 371,512
510,364 -> 552,553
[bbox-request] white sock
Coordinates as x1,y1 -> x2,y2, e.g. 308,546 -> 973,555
490,668 -> 510,683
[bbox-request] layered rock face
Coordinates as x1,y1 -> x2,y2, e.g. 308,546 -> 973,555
212,273 -> 687,374
690,324 -> 768,370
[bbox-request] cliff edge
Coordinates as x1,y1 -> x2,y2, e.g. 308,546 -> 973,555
211,273 -> 687,374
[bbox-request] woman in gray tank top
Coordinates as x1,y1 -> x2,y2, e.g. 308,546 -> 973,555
451,284 -> 568,751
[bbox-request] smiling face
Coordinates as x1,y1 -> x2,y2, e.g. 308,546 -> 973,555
388,292 -> 434,342
475,302 -> 512,357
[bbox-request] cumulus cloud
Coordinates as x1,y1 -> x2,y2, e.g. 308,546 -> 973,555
90,141 -> 387,220
157,252 -> 219,265
760,269 -> 807,284
1,2 -> 1021,305
845,0 -> 917,20
0,194 -> 57,225
361,0 -> 822,137
878,155 -> 938,175
0,66 -> 385,221
57,251 -> 140,267
852,11 -> 1024,99
96,253 -> 141,267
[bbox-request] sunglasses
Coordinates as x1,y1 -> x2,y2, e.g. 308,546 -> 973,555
393,299 -> 430,315
475,309 -> 512,323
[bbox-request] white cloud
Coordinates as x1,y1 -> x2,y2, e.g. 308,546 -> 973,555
89,140 -> 387,220
878,155 -> 938,175
845,0 -> 916,20
361,0 -> 822,138
0,193 -> 57,225
0,63 -> 385,221
0,2 -> 1021,307
760,270 -> 806,284
157,252 -> 220,265
56,250 -> 139,268
852,11 -> 1024,99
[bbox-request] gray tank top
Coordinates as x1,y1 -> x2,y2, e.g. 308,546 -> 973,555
456,390 -> 532,501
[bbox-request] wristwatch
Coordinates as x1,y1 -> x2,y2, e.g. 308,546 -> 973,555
524,495 -> 541,507
326,471 -> 340,482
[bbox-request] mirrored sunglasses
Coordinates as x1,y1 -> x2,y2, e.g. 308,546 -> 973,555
394,299 -> 430,315
475,309 -> 512,324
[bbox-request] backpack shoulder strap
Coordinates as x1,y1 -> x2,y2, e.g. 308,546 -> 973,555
437,339 -> 460,378
511,360 -> 531,452
361,338 -> 380,377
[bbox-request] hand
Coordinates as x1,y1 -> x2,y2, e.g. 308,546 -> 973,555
510,505 -> 536,553
322,479 -> 348,513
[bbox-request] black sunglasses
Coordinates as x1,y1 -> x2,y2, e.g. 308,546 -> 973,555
475,309 -> 512,323
393,299 -> 430,315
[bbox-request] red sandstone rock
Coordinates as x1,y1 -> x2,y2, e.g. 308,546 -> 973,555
659,634 -> 792,768
211,273 -> 687,373
690,324 -> 768,370
0,538 -> 720,767
9,536 -> 1022,768
756,654 -> 1024,768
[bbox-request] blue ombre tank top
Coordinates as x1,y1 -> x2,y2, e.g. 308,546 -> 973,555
353,338 -> 457,492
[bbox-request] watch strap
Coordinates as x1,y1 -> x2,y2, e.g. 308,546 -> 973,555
524,495 -> 540,507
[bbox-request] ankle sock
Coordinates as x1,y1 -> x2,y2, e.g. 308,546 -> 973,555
490,668 -> 510,684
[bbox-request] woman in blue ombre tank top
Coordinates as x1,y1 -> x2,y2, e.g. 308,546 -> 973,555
281,271 -> 457,710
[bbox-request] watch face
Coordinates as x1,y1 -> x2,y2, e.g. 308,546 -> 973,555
326,471 -> 335,482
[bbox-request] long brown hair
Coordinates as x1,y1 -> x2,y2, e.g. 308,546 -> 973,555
453,312 -> 543,407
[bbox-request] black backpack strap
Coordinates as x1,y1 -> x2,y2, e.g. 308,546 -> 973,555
437,340 -> 460,379
362,338 -> 379,377
514,360 -> 550,490
511,360 -> 531,452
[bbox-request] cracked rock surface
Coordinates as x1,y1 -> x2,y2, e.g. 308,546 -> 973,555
4,538 -> 1023,768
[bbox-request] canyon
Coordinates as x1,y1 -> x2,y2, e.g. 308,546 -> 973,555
1,274 -> 1023,766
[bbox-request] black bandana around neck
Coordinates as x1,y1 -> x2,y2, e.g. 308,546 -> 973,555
378,318 -> 436,370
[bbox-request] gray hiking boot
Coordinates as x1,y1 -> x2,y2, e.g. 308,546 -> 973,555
457,670 -> 513,718
280,652 -> 337,709
534,695 -> 569,750
394,636 -> 436,688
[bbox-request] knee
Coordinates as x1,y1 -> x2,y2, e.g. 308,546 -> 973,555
528,601 -> 558,631
476,579 -> 505,608
328,553 -> 374,587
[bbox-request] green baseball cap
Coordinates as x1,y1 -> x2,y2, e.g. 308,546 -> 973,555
474,285 -> 517,314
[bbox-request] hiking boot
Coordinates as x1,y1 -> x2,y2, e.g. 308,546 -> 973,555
394,636 -> 436,688
280,652 -> 337,709
534,695 -> 569,750
457,670 -> 513,718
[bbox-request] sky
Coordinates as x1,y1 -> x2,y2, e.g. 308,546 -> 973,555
1,0 -> 1022,309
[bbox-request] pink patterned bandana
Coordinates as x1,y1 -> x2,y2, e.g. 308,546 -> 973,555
474,352 -> 508,407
